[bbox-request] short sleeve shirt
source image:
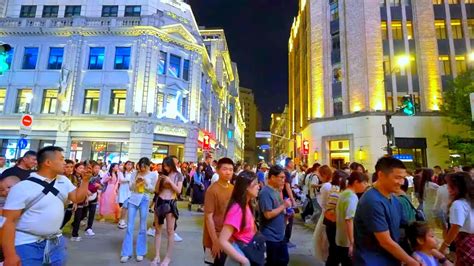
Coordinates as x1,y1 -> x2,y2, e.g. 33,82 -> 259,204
258,185 -> 285,242
223,203 -> 256,244
336,189 -> 358,247
0,166 -> 32,181
202,182 -> 234,248
354,188 -> 404,266
4,173 -> 76,245
449,199 -> 474,234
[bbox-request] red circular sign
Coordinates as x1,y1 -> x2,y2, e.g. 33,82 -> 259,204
21,114 -> 33,127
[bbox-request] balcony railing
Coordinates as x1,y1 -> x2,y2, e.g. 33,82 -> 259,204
0,15 -> 163,29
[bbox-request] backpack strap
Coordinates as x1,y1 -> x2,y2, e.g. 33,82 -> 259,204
22,177 -> 65,213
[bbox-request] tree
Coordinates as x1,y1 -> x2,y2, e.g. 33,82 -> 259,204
440,69 -> 474,165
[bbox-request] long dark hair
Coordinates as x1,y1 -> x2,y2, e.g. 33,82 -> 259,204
162,156 -> 178,176
225,170 -> 257,231
108,163 -> 118,177
446,172 -> 474,208
419,168 -> 434,200
137,157 -> 151,172
331,170 -> 349,190
123,161 -> 134,174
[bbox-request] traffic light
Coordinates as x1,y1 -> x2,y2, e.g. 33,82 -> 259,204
0,44 -> 11,75
203,134 -> 210,150
401,95 -> 415,116
302,140 -> 309,155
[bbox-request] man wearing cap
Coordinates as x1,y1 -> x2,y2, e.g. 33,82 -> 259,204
257,163 -> 269,188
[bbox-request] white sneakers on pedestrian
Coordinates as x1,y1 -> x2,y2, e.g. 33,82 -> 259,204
174,232 -> 183,242
70,237 -> 81,242
120,256 -> 130,263
136,256 -> 144,262
117,220 -> 127,229
85,229 -> 95,236
147,227 -> 156,237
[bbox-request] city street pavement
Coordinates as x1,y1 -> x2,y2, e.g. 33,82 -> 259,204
65,202 -> 322,266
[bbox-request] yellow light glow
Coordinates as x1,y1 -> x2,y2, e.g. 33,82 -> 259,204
397,55 -> 410,68
353,104 -> 361,113
300,0 -> 307,11
469,52 -> 474,62
276,117 -> 281,121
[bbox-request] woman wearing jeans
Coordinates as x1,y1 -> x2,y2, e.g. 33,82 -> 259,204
120,157 -> 157,263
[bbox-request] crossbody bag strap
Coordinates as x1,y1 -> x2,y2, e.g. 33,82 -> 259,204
22,177 -> 65,213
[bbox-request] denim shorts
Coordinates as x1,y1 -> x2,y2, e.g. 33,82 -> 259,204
16,236 -> 66,266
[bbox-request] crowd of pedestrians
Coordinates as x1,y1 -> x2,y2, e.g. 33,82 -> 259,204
0,147 -> 473,266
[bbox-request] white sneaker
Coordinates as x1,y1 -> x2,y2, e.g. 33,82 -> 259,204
70,237 -> 81,242
85,229 -> 95,236
147,228 -> 156,237
136,256 -> 144,262
117,220 -> 127,229
174,232 -> 183,242
120,256 -> 130,263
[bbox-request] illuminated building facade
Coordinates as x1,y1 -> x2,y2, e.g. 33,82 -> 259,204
239,87 -> 259,164
270,105 -> 290,164
0,0 -> 245,163
289,0 -> 469,169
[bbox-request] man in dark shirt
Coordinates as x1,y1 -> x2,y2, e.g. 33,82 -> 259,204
282,157 -> 296,248
354,156 -> 419,266
259,165 -> 292,266
0,150 -> 36,181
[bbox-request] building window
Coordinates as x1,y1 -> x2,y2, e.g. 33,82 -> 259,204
447,0 -> 459,3
451,20 -> 463,39
47,47 -> 64,70
410,56 -> 417,76
157,92 -> 164,114
0,89 -> 5,113
435,20 -> 447,39
102,6 -> 118,17
20,5 -> 36,18
124,6 -> 141,17
5,48 -> 14,69
88,47 -> 105,70
468,19 -> 474,38
383,56 -> 391,75
183,59 -> 190,81
83,90 -> 100,114
22,47 -> 38,70
42,5 -> 59,18
439,55 -> 451,75
15,89 -> 32,113
391,21 -> 403,40
168,54 -> 181,78
406,21 -> 413,40
158,51 -> 167,75
381,22 -> 388,40
330,1 -> 338,21
389,0 -> 401,6
455,56 -> 467,73
65,6 -> 81,17
114,47 -> 131,70
41,89 -> 58,114
333,100 -> 343,116
110,90 -> 126,115
180,96 -> 188,117
432,0 -> 443,4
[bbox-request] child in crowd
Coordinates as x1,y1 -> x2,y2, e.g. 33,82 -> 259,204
407,222 -> 452,266
0,175 -> 21,265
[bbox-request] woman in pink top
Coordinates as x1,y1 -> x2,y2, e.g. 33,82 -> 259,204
219,170 -> 260,266
99,163 -> 121,222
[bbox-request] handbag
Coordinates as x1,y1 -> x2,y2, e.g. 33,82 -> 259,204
407,197 -> 426,221
236,232 -> 266,266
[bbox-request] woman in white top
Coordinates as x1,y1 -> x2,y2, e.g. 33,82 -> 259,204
120,157 -> 156,263
152,156 -> 183,266
439,172 -> 474,265
419,168 -> 439,227
433,174 -> 450,237
117,161 -> 134,229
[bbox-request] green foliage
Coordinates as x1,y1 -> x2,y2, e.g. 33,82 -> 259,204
440,69 -> 474,165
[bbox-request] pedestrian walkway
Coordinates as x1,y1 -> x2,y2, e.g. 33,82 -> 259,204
66,202 -> 320,265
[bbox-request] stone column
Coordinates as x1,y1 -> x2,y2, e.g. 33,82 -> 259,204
128,120 -> 154,162
183,127 -> 199,162
412,0 -> 442,111
55,120 -> 71,156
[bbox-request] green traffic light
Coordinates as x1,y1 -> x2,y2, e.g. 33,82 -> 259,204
402,96 -> 415,116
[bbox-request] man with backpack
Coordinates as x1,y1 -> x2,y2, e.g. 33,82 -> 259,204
2,146 -> 91,265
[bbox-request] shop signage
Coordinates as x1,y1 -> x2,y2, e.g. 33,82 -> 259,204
394,154 -> 414,162
155,125 -> 187,137
20,114 -> 33,128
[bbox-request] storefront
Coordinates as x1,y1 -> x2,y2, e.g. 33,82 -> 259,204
70,140 -> 129,163
393,138 -> 427,169
329,139 -> 350,169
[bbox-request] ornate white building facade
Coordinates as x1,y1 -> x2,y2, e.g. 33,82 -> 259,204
0,0 -> 245,163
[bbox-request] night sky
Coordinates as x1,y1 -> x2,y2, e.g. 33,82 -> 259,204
188,0 -> 299,130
